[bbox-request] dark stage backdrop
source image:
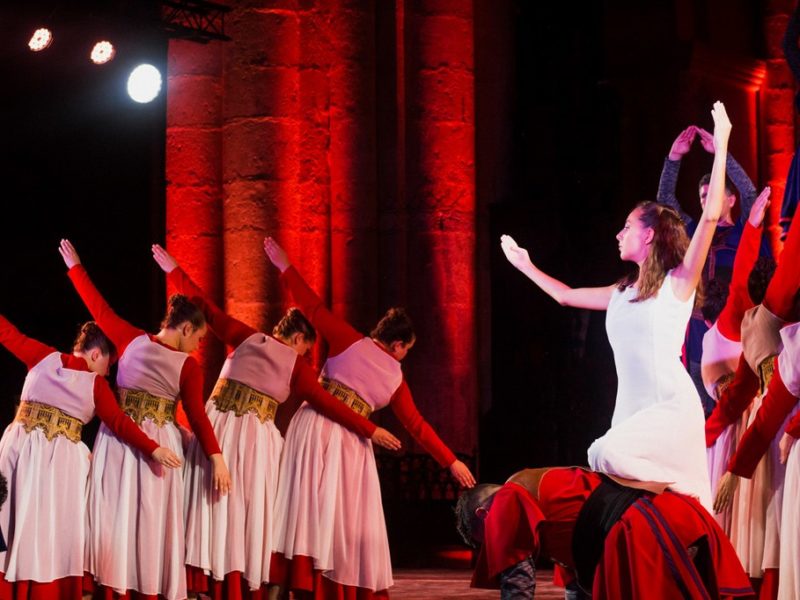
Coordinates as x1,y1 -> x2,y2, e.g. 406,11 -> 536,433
0,0 -> 796,562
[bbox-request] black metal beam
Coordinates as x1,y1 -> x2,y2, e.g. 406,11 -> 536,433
159,0 -> 231,43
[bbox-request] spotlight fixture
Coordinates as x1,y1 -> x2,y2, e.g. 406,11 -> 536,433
127,64 -> 162,103
90,41 -> 116,64
28,28 -> 53,52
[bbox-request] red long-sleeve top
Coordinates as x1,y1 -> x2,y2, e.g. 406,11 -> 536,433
705,355 -> 760,447
167,267 -> 377,438
786,409 -> 800,438
728,359 -> 797,478
0,314 -> 159,456
281,265 -> 457,467
67,265 -> 221,457
717,221 -> 762,341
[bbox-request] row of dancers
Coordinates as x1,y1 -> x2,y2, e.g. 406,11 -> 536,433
0,237 -> 475,600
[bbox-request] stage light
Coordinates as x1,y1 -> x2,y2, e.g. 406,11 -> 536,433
126,64 -> 162,103
28,28 -> 53,52
90,41 -> 115,65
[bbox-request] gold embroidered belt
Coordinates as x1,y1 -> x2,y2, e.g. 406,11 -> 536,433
211,378 -> 279,423
15,401 -> 83,443
119,388 -> 176,427
715,372 -> 735,401
758,356 -> 776,395
319,377 -> 373,418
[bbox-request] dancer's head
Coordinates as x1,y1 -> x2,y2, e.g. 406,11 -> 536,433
272,307 -> 317,357
616,201 -> 689,302
701,278 -> 729,324
73,321 -> 116,376
698,174 -> 736,222
370,307 -> 416,360
454,483 -> 502,547
161,294 -> 207,352
748,256 -> 777,306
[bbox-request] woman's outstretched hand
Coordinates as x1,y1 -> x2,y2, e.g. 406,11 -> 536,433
711,101 -> 732,146
500,235 -> 532,272
151,244 -> 178,274
713,471 -> 739,513
58,239 -> 81,269
151,447 -> 183,468
748,187 -> 771,228
371,427 -> 402,451
450,460 -> 476,488
264,237 -> 291,272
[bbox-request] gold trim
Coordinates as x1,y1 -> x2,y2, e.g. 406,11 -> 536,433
319,377 -> 373,418
119,388 -> 176,427
15,400 -> 83,443
758,356 -> 776,395
714,372 -> 735,401
211,378 -> 279,423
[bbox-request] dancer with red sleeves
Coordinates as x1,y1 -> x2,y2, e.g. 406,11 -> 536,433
0,316 -> 181,600
263,237 -> 475,599
150,245 -> 401,600
456,467 -> 753,599
58,239 -> 232,600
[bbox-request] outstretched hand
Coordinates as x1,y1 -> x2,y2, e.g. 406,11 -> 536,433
695,127 -> 715,154
371,427 -> 402,451
450,460 -> 476,488
151,447 -> 183,468
779,432 -> 796,465
668,126 -> 697,161
711,101 -> 732,147
263,237 -> 291,272
713,471 -> 739,513
748,187 -> 771,228
500,235 -> 532,272
58,239 -> 81,269
151,244 -> 179,273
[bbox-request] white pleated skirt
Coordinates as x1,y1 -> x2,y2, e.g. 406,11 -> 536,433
779,439 -> 800,599
85,420 -> 186,600
0,423 -> 90,582
184,401 -> 283,590
272,403 -> 392,592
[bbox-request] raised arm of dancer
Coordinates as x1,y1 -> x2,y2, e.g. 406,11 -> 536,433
696,127 -> 758,219
0,314 -> 56,369
672,102 -> 732,301
152,244 -> 256,348
716,188 -> 770,340
705,355 -> 760,447
656,126 -> 695,224
264,237 -> 361,355
179,356 -> 231,494
92,377 -> 182,468
291,360 -> 402,450
59,239 -> 143,354
499,235 -> 614,310
390,381 -> 476,488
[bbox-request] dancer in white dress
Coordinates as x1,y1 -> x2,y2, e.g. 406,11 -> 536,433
501,101 -> 733,510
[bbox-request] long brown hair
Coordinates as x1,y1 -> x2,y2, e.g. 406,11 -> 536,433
617,201 -> 689,302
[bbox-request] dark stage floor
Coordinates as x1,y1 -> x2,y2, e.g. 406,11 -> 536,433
389,568 -> 562,599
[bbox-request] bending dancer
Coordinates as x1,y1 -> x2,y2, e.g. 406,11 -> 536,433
0,316 -> 180,600
264,237 -> 476,599
58,239 -> 231,600
457,467 -> 753,599
501,101 -> 732,509
151,245 -> 401,599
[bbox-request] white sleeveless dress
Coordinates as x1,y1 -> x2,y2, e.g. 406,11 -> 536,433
588,272 -> 712,509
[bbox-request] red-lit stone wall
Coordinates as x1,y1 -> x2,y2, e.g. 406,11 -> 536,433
165,0 -> 478,457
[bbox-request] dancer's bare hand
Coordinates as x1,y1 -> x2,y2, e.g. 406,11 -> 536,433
58,239 -> 81,269
668,126 -> 697,161
711,101 -> 732,146
450,460 -> 476,488
264,237 -> 291,272
779,432 -> 796,465
695,127 -> 716,154
371,427 -> 402,451
748,187 -> 771,228
211,453 -> 232,496
500,235 -> 532,272
713,471 -> 739,513
151,447 -> 183,468
151,244 -> 178,273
